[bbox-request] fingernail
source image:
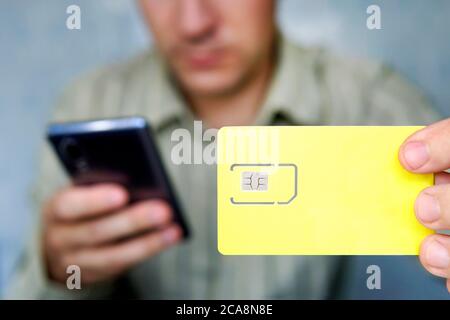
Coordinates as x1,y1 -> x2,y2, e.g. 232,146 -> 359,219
403,141 -> 429,170
415,192 -> 441,223
426,240 -> 450,269
163,227 -> 180,244
151,205 -> 169,224
110,190 -> 125,205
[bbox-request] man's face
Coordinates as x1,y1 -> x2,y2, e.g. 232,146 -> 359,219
139,0 -> 276,98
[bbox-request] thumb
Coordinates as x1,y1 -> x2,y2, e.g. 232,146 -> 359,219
399,118 -> 450,174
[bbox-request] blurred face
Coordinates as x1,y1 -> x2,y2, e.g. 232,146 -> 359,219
139,0 -> 276,98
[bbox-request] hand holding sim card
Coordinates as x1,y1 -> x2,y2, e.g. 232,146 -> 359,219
217,126 -> 434,255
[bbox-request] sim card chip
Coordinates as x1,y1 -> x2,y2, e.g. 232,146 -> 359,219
241,172 -> 268,191
230,163 -> 297,205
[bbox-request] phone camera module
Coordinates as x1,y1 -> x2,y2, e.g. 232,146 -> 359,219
60,138 -> 88,171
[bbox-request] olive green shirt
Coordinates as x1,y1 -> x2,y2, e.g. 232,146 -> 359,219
7,37 -> 440,299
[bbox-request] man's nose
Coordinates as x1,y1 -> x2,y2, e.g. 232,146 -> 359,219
178,0 -> 217,42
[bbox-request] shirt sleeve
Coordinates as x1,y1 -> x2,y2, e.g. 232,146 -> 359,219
365,65 -> 442,125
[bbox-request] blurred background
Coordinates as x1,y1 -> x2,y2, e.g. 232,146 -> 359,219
1,0 -> 449,299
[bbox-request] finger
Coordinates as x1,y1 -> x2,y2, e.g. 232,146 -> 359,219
399,118 -> 450,174
53,200 -> 172,249
50,184 -> 128,221
414,184 -> 450,230
435,172 -> 450,185
65,224 -> 182,277
419,234 -> 450,279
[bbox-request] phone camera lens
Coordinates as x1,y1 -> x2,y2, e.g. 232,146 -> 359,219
61,139 -> 83,161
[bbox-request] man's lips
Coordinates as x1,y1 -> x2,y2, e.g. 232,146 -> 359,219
181,49 -> 226,69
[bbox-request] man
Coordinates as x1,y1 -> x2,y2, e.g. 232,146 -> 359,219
7,0 -> 450,298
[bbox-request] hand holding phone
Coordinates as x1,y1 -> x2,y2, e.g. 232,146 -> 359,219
43,117 -> 190,284
43,184 -> 182,284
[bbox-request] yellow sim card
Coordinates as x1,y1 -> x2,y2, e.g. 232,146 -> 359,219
217,126 -> 434,255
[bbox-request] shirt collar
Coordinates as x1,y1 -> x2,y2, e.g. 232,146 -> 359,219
142,51 -> 190,131
256,36 -> 324,126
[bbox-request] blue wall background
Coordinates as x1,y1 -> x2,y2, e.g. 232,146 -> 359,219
1,0 -> 449,299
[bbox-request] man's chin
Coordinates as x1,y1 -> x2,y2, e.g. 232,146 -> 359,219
178,75 -> 243,99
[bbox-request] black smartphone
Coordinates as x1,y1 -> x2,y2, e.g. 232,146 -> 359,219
47,116 -> 190,239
